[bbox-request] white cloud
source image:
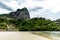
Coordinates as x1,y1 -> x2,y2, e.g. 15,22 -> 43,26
0,8 -> 11,14
0,0 -> 60,20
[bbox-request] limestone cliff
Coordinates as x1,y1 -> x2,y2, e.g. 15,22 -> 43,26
9,7 -> 30,20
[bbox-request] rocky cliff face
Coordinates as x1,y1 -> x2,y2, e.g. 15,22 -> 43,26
9,7 -> 30,20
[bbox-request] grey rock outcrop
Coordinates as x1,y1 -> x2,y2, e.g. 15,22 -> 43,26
9,7 -> 30,20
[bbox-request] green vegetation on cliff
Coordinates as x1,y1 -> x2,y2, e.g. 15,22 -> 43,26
0,17 -> 60,31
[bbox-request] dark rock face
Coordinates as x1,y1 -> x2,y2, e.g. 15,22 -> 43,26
9,7 -> 30,20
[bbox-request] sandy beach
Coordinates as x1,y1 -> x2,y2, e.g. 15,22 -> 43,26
0,32 -> 50,40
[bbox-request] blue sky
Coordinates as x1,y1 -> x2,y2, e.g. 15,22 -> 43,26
0,0 -> 60,20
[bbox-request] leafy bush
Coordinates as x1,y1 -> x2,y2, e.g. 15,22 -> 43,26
0,17 -> 60,31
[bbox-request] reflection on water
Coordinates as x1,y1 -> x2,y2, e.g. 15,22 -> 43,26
32,31 -> 60,40
47,31 -> 60,37
46,31 -> 60,40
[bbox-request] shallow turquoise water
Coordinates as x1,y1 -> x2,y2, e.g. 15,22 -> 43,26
42,31 -> 60,40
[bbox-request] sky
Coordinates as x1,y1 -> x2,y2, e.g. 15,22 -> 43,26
0,0 -> 60,20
